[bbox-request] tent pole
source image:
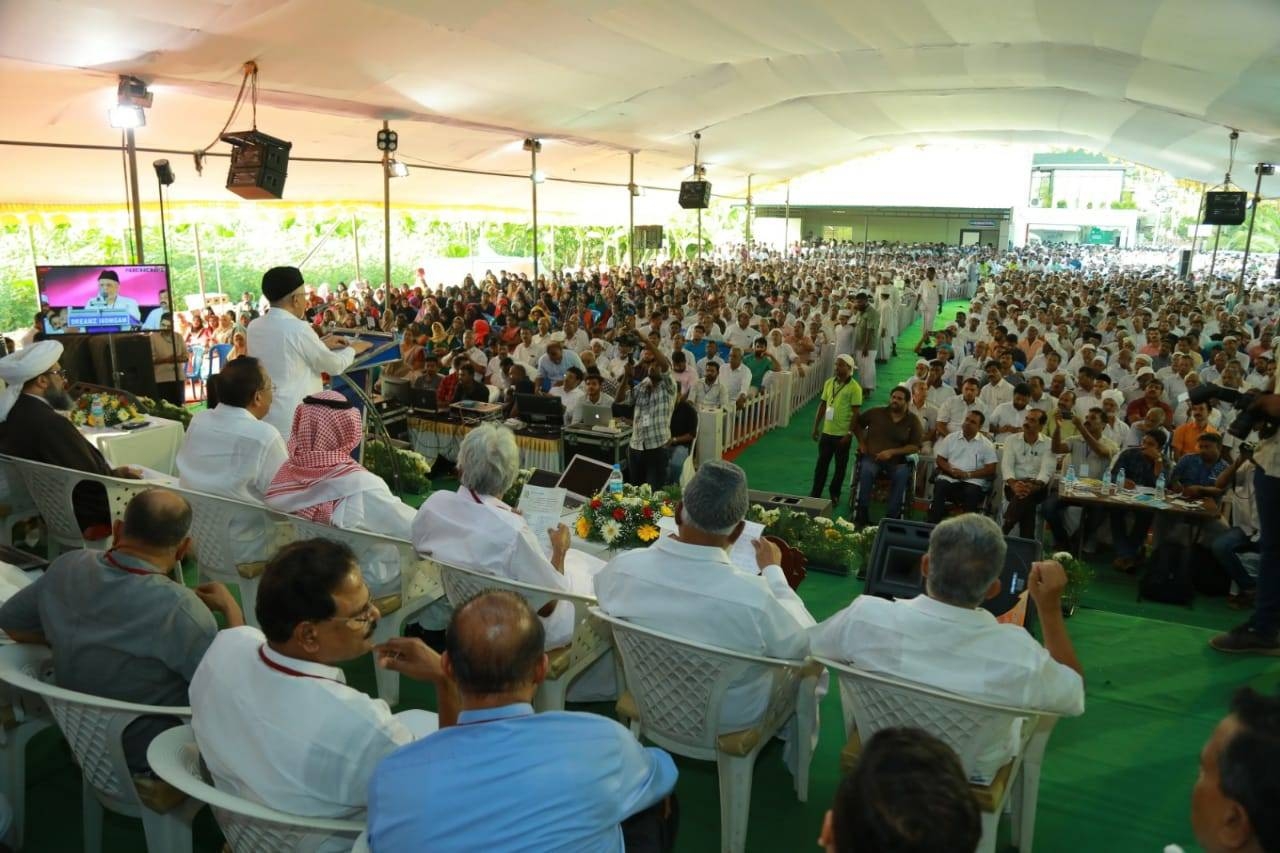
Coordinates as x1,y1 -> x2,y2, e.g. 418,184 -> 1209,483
1237,164 -> 1269,289
783,182 -> 790,255
352,214 -> 362,281
531,143 -> 539,284
193,223 -> 208,307
628,152 -> 636,269
125,128 -> 144,263
382,121 -> 392,292
745,174 -> 752,246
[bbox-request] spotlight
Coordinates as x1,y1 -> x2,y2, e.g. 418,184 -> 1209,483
531,169 -> 546,184
108,104 -> 146,129
377,128 -> 399,152
387,159 -> 409,178
522,138 -> 542,153
153,159 -> 175,186
1258,163 -> 1277,176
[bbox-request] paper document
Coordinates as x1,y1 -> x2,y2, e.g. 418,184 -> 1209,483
518,485 -> 568,557
657,516 -> 766,574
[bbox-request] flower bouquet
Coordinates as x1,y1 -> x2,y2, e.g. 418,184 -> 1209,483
502,468 -> 536,507
576,483 -> 675,550
136,395 -> 192,430
363,439 -> 433,495
69,392 -> 143,428
747,505 -> 873,574
1051,550 -> 1095,617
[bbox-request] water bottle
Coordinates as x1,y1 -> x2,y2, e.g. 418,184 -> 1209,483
606,464 -> 624,496
1155,472 -> 1166,501
1117,467 -> 1127,494
1063,465 -> 1077,494
90,397 -> 104,426
1102,468 -> 1113,495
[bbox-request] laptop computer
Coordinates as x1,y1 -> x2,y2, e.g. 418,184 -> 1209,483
409,388 -> 439,412
578,403 -> 614,428
557,454 -> 617,510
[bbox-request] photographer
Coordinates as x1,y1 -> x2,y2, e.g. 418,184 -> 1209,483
1210,387 -> 1280,656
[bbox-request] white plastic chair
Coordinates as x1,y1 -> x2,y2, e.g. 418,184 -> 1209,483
0,644 -> 203,853
0,455 -> 41,548
10,458 -> 146,557
175,486 -> 296,629
591,607 -> 820,853
285,518 -> 443,706
146,726 -> 364,853
815,657 -> 1059,853
0,674 -> 52,848
437,560 -> 609,712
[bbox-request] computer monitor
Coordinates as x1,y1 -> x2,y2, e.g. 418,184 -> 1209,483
381,377 -> 411,406
557,454 -> 616,506
863,518 -> 1041,629
515,393 -> 564,427
409,388 -> 439,412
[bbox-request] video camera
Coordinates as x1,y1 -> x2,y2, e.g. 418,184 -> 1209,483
1188,383 -> 1278,440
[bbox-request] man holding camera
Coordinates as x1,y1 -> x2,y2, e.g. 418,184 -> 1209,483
1210,374 -> 1280,656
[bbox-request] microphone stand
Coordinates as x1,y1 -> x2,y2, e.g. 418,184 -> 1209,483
155,162 -> 182,402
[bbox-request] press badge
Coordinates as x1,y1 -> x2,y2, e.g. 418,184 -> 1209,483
825,406 -> 835,422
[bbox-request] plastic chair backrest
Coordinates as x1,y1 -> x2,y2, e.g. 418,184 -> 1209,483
0,644 -> 190,814
9,456 -> 144,547
208,344 -> 233,376
175,485 -> 291,580
590,607 -> 806,758
285,517 -> 425,602
815,657 -> 1051,780
146,726 -> 363,853
436,558 -> 596,617
186,345 -> 206,381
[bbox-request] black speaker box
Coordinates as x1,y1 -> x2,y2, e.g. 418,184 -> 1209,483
679,180 -> 712,209
222,129 -> 292,200
86,334 -> 158,399
1178,249 -> 1192,278
1203,191 -> 1247,226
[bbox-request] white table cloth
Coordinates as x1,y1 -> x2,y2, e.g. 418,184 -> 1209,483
79,415 -> 185,476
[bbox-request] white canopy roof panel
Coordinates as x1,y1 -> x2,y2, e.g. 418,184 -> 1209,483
1,0 -> 1277,214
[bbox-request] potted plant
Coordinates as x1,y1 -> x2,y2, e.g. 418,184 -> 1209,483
1052,551 -> 1095,617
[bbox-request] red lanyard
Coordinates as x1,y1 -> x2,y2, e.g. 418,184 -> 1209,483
468,488 -> 484,505
257,646 -> 340,683
103,550 -> 167,577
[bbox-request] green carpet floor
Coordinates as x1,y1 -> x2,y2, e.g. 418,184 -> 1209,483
17,301 -> 1280,852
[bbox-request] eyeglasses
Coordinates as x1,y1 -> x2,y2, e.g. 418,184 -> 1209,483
45,368 -> 65,379
322,599 -> 377,630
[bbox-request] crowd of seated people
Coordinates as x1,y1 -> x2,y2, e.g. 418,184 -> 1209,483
0,239 -> 1275,851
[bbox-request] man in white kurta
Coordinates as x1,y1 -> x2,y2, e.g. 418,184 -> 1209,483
247,266 -> 367,437
810,515 -> 1084,784
594,460 -> 820,773
176,357 -> 287,564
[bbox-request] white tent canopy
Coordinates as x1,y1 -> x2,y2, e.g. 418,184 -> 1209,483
1,0 -> 1278,216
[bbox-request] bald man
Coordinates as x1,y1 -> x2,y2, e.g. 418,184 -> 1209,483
370,591 -> 678,852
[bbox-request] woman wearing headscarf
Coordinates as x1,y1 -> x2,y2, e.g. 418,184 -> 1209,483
264,391 -> 416,593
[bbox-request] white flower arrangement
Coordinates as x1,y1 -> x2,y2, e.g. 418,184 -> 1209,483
600,519 -> 622,544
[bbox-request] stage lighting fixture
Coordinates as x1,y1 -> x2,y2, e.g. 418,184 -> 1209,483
1259,163 -> 1277,176
153,159 -> 175,186
531,169 -> 546,184
386,159 -> 409,178
522,138 -> 542,153
108,104 -> 146,129
377,128 -> 399,152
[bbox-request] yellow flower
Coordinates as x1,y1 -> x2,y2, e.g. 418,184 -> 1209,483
637,524 -> 660,543
660,504 -> 674,517
575,516 -> 591,538
825,528 -> 841,540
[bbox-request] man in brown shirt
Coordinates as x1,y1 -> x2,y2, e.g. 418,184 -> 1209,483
852,385 -> 923,525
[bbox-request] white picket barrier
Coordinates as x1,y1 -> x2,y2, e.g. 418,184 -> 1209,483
790,344 -> 835,414
725,380 -> 788,453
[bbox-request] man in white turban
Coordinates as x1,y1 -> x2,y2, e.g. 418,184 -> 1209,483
0,341 -> 138,533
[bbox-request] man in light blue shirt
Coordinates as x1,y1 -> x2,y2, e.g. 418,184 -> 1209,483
368,590 -> 678,852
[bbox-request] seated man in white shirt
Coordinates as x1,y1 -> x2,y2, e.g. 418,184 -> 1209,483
176,356 -> 287,565
936,377 -> 987,437
568,368 -> 615,425
1000,408 -> 1056,539
691,359 -> 732,410
810,514 -> 1085,784
927,410 -> 998,522
412,424 -> 604,650
549,366 -> 586,421
986,381 -> 1034,440
190,538 -> 455,834
595,460 -> 818,773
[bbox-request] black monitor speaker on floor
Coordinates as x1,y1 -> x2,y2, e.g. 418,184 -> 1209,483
862,518 -> 1041,630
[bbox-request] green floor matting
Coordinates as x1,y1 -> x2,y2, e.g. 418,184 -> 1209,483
17,300 -> 1280,852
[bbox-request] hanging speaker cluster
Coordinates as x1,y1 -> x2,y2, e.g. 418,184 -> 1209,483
678,181 -> 711,209
221,129 -> 293,200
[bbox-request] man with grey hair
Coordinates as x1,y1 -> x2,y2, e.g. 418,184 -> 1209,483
412,424 -> 605,649
811,513 -> 1085,783
595,460 -> 817,772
